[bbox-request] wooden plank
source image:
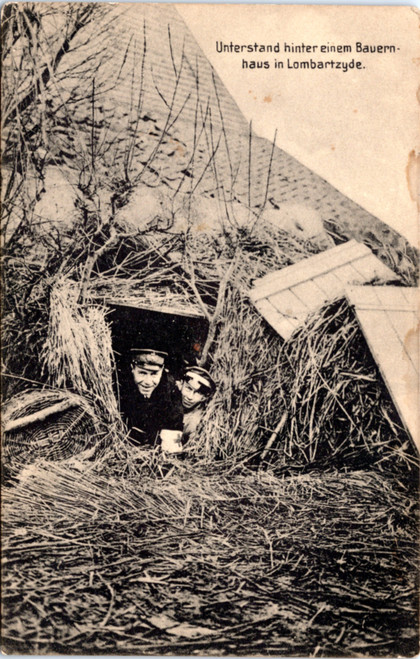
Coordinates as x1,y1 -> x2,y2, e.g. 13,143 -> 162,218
398,287 -> 418,305
385,309 -> 418,374
401,287 -> 419,306
372,286 -> 416,309
350,253 -> 397,284
269,288 -> 309,319
356,308 -> 418,432
346,285 -> 380,308
346,286 -> 418,312
252,239 -> 362,289
255,299 -> 298,340
398,287 -> 409,304
355,308 -> 419,450
332,263 -> 368,286
250,240 -> 370,302
105,298 -> 205,318
352,303 -> 417,313
271,319 -> 300,341
291,279 -> 330,308
311,271 -> 345,299
251,240 -> 369,301
353,286 -> 418,372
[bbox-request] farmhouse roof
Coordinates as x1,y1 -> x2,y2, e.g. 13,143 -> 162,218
77,4 -> 414,260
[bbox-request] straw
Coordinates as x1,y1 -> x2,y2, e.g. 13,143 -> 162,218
2,459 -> 418,656
275,299 -> 418,475
41,278 -> 120,421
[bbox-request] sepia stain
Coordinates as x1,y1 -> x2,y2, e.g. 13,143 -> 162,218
331,145 -> 335,151
404,323 -> 419,369
195,222 -> 209,232
263,95 -> 272,103
353,109 -> 358,113
405,149 -> 419,202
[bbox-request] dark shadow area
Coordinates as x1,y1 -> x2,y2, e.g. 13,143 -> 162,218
108,302 -> 209,399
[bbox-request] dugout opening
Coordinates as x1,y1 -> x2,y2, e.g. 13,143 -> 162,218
108,302 -> 209,401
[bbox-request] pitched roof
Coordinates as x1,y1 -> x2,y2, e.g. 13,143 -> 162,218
59,4 -> 416,273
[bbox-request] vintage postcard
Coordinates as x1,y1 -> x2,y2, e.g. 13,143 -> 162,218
1,3 -> 419,656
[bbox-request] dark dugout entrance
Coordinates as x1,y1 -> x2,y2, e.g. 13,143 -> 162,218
108,302 -> 209,404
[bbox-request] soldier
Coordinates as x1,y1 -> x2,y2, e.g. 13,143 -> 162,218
178,366 -> 216,442
119,348 -> 184,450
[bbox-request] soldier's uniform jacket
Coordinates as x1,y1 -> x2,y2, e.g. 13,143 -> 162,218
120,371 -> 183,447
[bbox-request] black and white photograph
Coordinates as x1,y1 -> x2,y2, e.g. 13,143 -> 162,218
1,3 -> 419,656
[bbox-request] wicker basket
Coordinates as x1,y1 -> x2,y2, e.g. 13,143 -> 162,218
2,389 -> 101,472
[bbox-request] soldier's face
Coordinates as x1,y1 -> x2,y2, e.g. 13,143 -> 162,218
181,380 -> 207,410
131,363 -> 163,397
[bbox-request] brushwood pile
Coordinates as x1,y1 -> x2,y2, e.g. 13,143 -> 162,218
3,461 -> 418,656
2,3 -> 419,656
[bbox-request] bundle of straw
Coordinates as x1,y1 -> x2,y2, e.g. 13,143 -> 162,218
41,278 -> 120,421
276,299 -> 418,474
181,222 -> 321,462
188,287 -> 286,462
2,256 -> 51,400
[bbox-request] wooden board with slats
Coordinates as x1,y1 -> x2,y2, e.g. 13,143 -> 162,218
346,286 -> 419,451
249,240 -> 398,340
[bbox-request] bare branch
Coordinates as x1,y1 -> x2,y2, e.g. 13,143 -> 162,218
248,120 -> 252,212
183,257 -> 213,322
248,128 -> 277,236
124,20 -> 147,181
3,5 -> 97,127
167,25 -> 178,79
